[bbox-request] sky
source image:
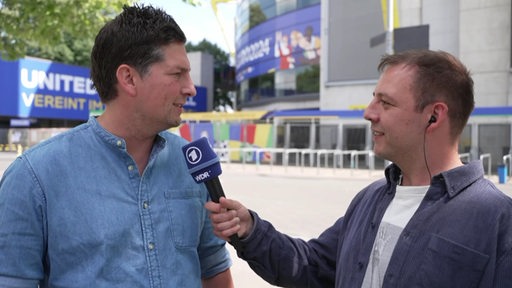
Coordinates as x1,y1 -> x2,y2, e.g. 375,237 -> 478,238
140,0 -> 237,54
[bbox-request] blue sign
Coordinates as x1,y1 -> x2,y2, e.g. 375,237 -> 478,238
183,86 -> 207,112
235,4 -> 321,83
0,57 -> 101,120
0,57 -> 209,119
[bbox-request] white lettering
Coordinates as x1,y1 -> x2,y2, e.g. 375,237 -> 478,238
86,79 -> 96,94
40,71 -> 54,90
20,69 -> 37,89
194,171 -> 210,181
20,68 -> 96,95
73,76 -> 85,94
59,74 -> 73,92
186,97 -> 197,107
22,92 -> 35,107
236,37 -> 272,69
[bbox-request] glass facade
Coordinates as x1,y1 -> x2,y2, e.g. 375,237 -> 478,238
236,0 -> 321,38
235,0 -> 321,107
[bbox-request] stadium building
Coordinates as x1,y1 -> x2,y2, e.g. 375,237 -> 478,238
226,0 -> 512,172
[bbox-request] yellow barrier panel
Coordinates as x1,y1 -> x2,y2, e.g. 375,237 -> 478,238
0,144 -> 24,154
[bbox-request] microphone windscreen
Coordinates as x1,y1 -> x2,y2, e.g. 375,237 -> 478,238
182,137 -> 222,183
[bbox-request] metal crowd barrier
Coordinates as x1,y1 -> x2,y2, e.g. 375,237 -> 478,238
503,154 -> 511,178
213,147 -> 377,173
212,147 -> 499,177
479,153 -> 491,177
459,153 -> 471,163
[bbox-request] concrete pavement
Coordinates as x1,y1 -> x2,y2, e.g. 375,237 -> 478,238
1,152 -> 511,287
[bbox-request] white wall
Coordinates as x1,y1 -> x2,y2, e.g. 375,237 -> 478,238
321,0 -> 512,110
459,0 -> 511,107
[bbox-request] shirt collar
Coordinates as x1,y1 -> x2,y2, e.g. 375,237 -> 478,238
439,160 -> 483,198
87,116 -> 166,151
385,160 -> 484,198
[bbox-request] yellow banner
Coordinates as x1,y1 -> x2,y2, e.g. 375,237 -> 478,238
181,111 -> 268,121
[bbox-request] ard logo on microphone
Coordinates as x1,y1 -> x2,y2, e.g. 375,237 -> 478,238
185,146 -> 202,165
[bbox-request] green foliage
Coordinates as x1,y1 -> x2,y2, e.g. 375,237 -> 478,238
181,0 -> 204,6
25,33 -> 94,67
0,0 -> 130,63
297,64 -> 320,93
249,3 -> 266,29
186,39 -> 229,67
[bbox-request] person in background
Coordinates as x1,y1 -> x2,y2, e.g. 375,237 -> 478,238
206,49 -> 512,287
0,4 -> 233,287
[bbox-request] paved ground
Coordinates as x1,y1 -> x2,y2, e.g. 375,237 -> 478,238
1,152 -> 511,287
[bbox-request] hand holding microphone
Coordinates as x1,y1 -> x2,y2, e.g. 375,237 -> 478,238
182,137 -> 241,250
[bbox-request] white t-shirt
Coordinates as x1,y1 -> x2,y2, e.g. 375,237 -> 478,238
361,185 -> 429,288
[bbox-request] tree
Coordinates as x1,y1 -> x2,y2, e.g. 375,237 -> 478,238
186,39 -> 235,111
249,3 -> 267,29
26,32 -> 94,67
0,0 -> 130,62
181,0 -> 237,111
296,64 -> 320,93
181,0 -> 203,6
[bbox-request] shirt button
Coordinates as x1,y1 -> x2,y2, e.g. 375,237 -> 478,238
128,165 -> 134,171
357,262 -> 364,270
143,201 -> 149,209
116,140 -> 122,147
148,242 -> 155,250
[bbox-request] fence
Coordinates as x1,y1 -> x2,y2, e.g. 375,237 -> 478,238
213,147 -> 501,179
214,147 -> 376,173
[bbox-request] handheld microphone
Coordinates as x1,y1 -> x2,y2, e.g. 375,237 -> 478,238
182,137 -> 241,249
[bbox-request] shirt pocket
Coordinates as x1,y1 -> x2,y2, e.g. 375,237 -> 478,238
164,188 -> 204,249
416,234 -> 489,288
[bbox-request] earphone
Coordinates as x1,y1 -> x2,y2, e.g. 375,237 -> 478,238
423,114 -> 437,182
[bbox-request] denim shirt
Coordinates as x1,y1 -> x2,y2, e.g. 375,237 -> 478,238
238,161 -> 512,288
0,117 -> 231,288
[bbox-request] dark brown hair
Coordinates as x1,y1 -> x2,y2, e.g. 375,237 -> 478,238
378,49 -> 474,138
90,4 -> 187,103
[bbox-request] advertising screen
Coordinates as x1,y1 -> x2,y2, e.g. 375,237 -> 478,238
235,4 -> 320,83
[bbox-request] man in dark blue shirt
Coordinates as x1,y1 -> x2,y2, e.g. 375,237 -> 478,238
206,50 -> 512,287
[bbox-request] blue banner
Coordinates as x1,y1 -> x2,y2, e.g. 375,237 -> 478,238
0,57 -> 209,120
235,4 -> 321,83
0,57 -> 101,120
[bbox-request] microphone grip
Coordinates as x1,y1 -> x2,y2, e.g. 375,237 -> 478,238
204,177 -> 225,202
204,177 -> 241,250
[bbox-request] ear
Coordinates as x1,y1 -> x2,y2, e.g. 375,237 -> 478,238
116,64 -> 137,97
430,102 -> 448,124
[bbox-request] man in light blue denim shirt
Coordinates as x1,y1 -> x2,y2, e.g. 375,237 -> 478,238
0,4 -> 233,288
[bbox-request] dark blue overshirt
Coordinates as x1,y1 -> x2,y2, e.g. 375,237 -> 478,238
237,161 -> 512,287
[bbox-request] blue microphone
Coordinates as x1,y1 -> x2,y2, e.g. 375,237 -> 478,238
182,137 -> 241,249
